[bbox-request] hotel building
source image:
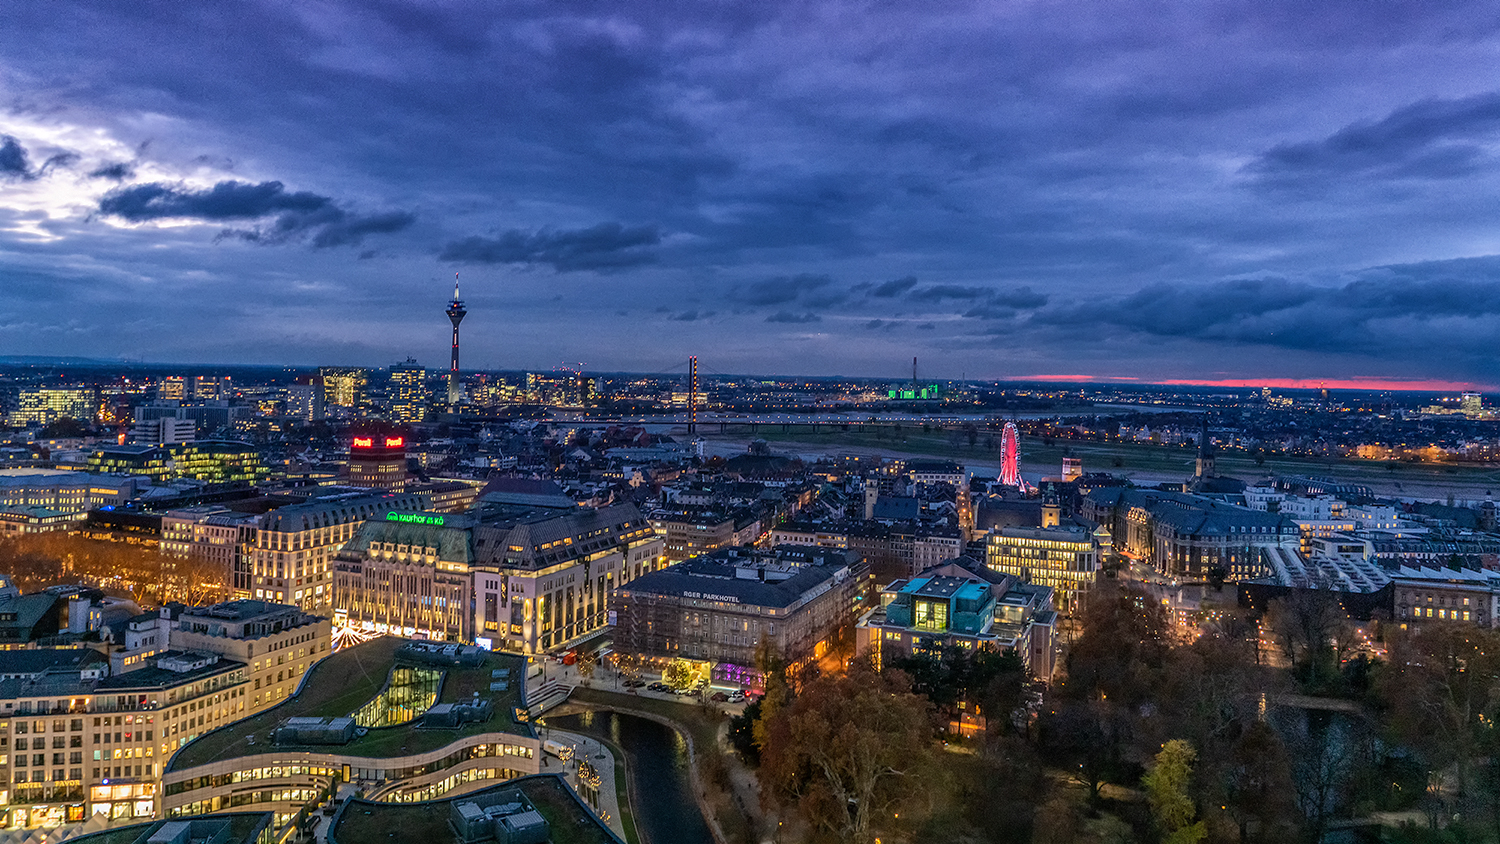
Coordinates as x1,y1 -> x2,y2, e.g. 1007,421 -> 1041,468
611,546 -> 871,684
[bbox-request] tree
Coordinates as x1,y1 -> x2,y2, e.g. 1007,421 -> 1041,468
728,698 -> 763,765
760,664 -> 937,844
1223,719 -> 1299,844
575,650 -> 597,684
1207,565 -> 1228,592
1142,740 -> 1207,844
1282,709 -> 1360,843
1039,699 -> 1127,809
1378,624 -> 1500,807
663,658 -> 694,689
752,634 -> 789,757
1263,586 -> 1350,692
1061,580 -> 1172,706
891,645 -> 1029,737
39,417 -> 88,438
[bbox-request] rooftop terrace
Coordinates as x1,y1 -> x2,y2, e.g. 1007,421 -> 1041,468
329,774 -> 619,844
168,637 -> 529,771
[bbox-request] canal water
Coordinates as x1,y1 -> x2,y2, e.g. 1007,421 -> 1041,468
544,711 -> 712,844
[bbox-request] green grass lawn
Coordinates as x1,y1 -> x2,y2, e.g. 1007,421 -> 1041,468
330,775 -> 615,844
170,637 -> 527,771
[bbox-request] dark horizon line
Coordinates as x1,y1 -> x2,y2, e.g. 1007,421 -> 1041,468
0,356 -> 1487,396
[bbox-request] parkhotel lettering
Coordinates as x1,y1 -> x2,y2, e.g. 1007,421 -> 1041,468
684,591 -> 740,604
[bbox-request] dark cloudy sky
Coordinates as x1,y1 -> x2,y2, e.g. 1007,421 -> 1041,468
4,0 -> 1500,388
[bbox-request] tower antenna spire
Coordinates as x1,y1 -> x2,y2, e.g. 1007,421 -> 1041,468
445,274 -> 468,406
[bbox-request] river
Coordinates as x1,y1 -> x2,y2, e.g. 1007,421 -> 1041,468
544,711 -> 713,844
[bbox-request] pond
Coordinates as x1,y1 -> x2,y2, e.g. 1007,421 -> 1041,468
544,710 -> 713,844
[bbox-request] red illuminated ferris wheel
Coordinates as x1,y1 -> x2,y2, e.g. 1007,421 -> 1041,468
999,422 -> 1027,491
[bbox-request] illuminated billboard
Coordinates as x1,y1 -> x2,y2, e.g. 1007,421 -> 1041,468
352,436 -> 405,449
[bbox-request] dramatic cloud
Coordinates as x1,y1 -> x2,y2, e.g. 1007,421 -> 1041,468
1029,258 -> 1500,366
1254,92 -> 1500,180
88,162 -> 135,181
4,0 -> 1500,382
439,223 -> 660,272
99,180 -> 331,222
737,274 -> 833,307
908,285 -> 989,302
870,276 -> 918,297
0,135 -> 77,180
97,180 -> 414,248
765,311 -> 820,323
0,136 -> 32,179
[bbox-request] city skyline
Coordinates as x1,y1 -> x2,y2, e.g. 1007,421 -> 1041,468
4,2 -> 1500,386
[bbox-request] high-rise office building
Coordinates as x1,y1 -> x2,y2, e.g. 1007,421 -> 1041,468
191,376 -> 231,401
284,378 -> 324,422
348,434 -> 410,491
388,359 -> 428,422
130,417 -> 197,445
158,377 -> 186,401
524,372 -> 593,407
318,367 -> 368,415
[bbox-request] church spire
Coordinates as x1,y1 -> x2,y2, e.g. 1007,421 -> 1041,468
1195,415 -> 1215,479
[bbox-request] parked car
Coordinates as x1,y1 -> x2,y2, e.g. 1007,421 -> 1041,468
709,691 -> 729,702
675,687 -> 697,696
648,682 -> 669,692
623,678 -> 646,688
726,691 -> 746,703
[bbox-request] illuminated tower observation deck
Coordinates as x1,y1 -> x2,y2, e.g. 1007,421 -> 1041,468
446,274 -> 467,404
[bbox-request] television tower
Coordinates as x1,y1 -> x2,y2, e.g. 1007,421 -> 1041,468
446,273 -> 467,405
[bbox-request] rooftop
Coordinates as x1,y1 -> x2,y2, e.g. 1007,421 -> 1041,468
0,646 -> 108,677
178,599 -> 299,623
66,812 -> 274,844
260,492 -> 425,533
96,651 -> 243,691
168,636 -> 528,771
329,774 -> 619,844
902,576 -> 990,603
618,545 -> 859,610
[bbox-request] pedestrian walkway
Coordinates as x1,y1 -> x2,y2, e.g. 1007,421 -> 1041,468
540,728 -> 627,841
